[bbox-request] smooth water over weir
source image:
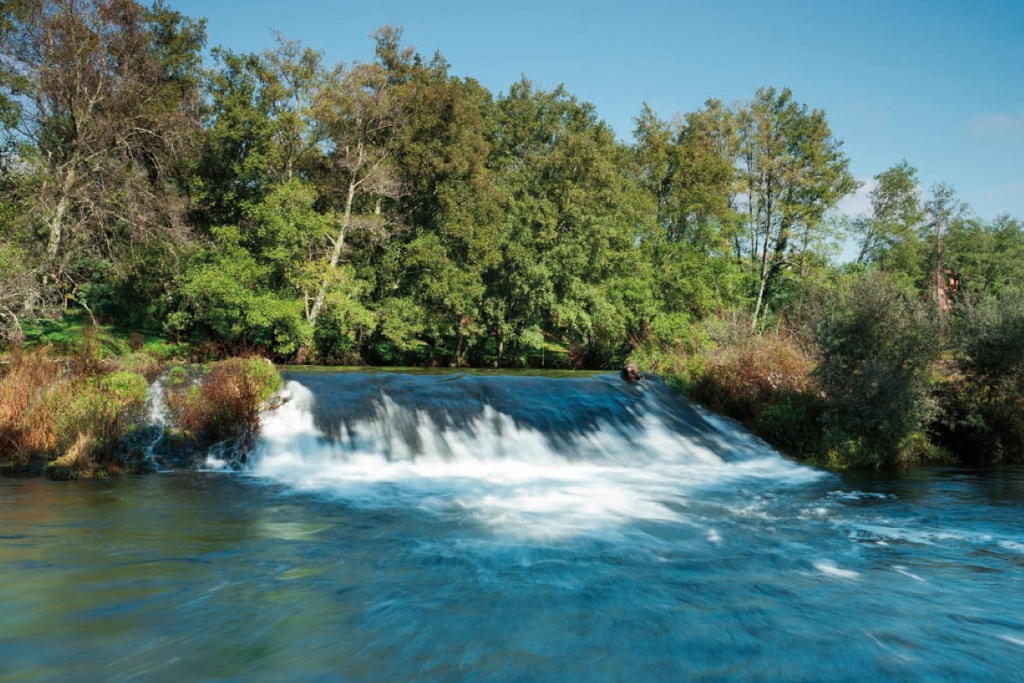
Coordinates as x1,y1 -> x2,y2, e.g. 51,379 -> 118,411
3,370 -> 1024,681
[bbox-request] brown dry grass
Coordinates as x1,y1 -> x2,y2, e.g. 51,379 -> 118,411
689,332 -> 816,424
0,349 -> 65,462
169,357 -> 280,452
0,346 -> 151,476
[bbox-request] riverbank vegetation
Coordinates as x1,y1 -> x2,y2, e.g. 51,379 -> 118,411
2,1 -> 1023,469
0,323 -> 279,477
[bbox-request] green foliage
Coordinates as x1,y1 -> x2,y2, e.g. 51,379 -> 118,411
168,358 -> 281,449
945,214 -> 1024,300
169,229 -> 310,359
311,275 -> 375,364
755,391 -> 828,460
99,371 -> 150,405
852,160 -> 925,269
937,294 -> 1024,463
814,275 -> 942,467
737,87 -> 857,325
113,351 -> 165,382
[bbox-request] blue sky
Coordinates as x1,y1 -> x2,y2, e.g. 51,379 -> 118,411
166,0 -> 1024,221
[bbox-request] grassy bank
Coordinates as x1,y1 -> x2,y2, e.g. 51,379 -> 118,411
640,295 -> 1024,470
0,324 -> 280,479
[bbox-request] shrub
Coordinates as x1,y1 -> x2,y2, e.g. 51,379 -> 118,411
755,390 -> 827,460
813,275 -> 942,467
100,371 -> 150,404
689,332 -> 815,425
0,349 -> 149,477
170,358 -> 281,452
938,294 -> 1024,463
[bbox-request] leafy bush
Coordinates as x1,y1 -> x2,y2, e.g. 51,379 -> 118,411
813,275 -> 943,467
168,242 -> 310,360
312,297 -> 374,365
755,391 -> 827,460
937,294 -> 1024,463
169,358 -> 281,451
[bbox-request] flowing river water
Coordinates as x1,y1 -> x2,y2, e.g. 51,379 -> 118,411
2,370 -> 1023,681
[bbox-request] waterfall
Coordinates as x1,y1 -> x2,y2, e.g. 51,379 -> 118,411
141,372 -> 170,471
242,371 -> 822,540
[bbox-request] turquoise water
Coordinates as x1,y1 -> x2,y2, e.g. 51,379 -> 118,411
2,372 -> 1023,681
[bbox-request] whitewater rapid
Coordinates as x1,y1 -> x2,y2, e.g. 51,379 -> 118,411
241,372 -> 824,541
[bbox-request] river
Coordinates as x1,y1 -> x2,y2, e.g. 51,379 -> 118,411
1,370 -> 1023,681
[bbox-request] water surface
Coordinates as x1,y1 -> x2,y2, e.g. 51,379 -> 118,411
2,371 -> 1023,681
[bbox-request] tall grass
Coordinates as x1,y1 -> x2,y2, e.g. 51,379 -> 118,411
0,341 -> 151,477
689,332 -> 816,425
167,357 -> 281,453
648,322 -> 827,461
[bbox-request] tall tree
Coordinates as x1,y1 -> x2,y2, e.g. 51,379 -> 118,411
0,0 -> 205,317
923,182 -> 965,310
853,160 -> 924,266
489,79 -> 651,366
633,100 -> 744,335
377,41 -> 502,364
307,48 -> 404,329
736,87 -> 855,327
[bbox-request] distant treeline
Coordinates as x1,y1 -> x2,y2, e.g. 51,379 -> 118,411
2,1 -> 1024,467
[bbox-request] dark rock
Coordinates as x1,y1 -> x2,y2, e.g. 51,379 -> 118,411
621,361 -> 643,383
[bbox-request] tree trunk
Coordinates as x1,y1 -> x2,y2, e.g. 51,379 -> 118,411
751,192 -> 774,329
308,178 -> 356,328
46,191 -> 71,261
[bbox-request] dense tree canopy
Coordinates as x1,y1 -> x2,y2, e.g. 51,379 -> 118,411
1,1 -> 1021,421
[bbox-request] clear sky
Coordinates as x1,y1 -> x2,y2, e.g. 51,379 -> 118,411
166,0 -> 1024,221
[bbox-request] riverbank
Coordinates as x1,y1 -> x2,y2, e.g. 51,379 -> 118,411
0,336 -> 279,479
3,303 -> 1022,477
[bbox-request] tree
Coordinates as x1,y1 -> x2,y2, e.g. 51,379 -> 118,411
389,55 -> 501,364
307,49 -> 404,330
0,0 -> 205,319
814,274 -> 942,467
923,182 -> 966,311
853,160 -> 925,269
942,293 -> 1024,463
190,35 -> 328,230
488,79 -> 651,366
736,87 -> 856,327
632,101 -> 745,335
945,214 -> 1024,299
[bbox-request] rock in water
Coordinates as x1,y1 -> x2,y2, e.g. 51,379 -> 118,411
621,361 -> 643,383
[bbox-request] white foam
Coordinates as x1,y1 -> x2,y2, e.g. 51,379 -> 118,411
247,380 -> 824,540
998,634 -> 1024,648
814,560 -> 859,580
892,565 -> 926,582
998,540 -> 1024,554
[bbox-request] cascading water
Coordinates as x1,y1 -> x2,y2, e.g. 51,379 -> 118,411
243,370 -> 823,540
140,371 -> 171,471
4,368 -> 1024,681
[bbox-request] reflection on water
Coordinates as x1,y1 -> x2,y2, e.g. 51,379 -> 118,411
2,370 -> 1024,681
